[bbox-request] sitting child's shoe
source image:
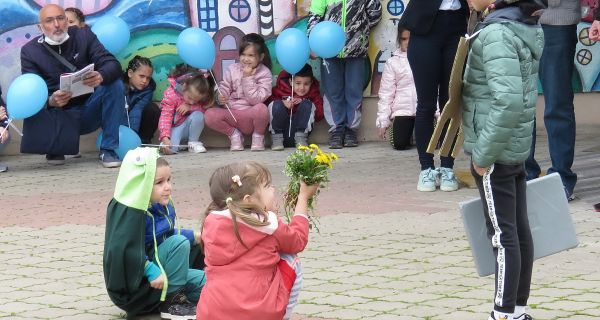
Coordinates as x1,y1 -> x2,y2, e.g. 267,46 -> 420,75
188,141 -> 207,153
417,168 -> 439,192
229,129 -> 244,151
271,133 -> 284,151
99,151 -> 121,168
294,132 -> 308,147
160,289 -> 196,320
488,311 -> 513,320
514,313 -> 533,320
343,129 -> 358,147
251,133 -> 265,151
438,167 -> 459,191
329,130 -> 344,149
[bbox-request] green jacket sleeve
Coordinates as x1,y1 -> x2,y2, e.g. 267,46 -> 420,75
472,28 -> 524,168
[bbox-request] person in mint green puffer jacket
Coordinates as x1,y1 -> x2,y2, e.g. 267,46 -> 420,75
461,1 -> 544,319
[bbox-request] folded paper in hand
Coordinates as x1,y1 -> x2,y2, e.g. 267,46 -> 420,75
60,63 -> 94,98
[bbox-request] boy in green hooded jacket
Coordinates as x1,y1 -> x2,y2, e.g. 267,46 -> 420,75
103,147 -> 205,319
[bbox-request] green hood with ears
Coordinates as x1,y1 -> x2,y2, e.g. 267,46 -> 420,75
113,147 -> 159,210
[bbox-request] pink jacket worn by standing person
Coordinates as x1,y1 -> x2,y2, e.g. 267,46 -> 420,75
376,49 -> 417,129
219,63 -> 272,110
197,209 -> 309,320
158,77 -> 207,140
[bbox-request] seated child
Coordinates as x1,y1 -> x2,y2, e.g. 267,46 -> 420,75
205,33 -> 272,151
159,64 -> 215,154
0,87 -> 9,172
123,55 -> 160,144
103,147 -> 206,320
376,25 -> 416,150
197,161 -> 320,320
268,64 -> 324,150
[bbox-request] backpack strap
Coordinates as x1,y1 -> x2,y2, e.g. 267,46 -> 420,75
42,42 -> 77,73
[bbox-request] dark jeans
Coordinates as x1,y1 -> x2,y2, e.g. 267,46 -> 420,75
408,10 -> 465,170
78,80 -> 126,152
269,100 -> 315,146
138,102 -> 160,144
525,24 -> 577,195
472,163 -> 533,313
321,57 -> 366,133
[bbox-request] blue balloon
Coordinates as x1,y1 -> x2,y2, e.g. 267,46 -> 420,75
91,16 -> 130,54
6,74 -> 48,120
177,28 -> 216,69
96,125 -> 142,160
275,28 -> 310,74
309,21 -> 345,59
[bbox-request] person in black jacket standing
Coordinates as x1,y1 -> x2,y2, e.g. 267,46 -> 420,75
0,87 -> 9,173
20,4 -> 125,168
399,0 -> 468,192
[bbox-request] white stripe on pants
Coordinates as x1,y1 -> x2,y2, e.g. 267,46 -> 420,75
280,253 -> 302,320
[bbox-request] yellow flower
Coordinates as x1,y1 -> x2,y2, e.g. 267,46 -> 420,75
309,144 -> 319,150
315,153 -> 329,165
330,152 -> 339,161
297,146 -> 310,151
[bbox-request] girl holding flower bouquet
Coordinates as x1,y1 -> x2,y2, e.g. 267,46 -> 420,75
198,161 -> 319,320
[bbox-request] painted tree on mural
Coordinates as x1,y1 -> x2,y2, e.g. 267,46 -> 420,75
1,0 -> 599,103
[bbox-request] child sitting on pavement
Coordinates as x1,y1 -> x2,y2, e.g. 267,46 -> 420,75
268,64 -> 324,150
197,161 -> 319,319
159,64 -> 215,154
103,147 -> 206,320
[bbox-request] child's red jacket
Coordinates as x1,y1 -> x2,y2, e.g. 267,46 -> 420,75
268,70 -> 324,121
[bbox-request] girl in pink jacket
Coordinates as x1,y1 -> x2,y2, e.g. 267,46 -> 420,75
205,33 -> 273,151
197,161 -> 320,320
159,64 -> 215,154
376,27 -> 417,150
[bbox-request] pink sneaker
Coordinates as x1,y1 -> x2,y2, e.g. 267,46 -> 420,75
229,129 -> 244,151
251,133 -> 265,151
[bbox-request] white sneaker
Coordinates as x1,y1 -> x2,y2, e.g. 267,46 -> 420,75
188,141 -> 207,153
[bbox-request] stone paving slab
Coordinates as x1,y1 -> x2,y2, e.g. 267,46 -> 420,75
1,125 -> 599,319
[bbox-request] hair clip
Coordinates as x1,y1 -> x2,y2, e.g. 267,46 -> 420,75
232,175 -> 242,187
226,197 -> 233,204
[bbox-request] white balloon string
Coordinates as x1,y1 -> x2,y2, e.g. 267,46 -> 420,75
289,74 -> 294,137
323,59 -> 331,74
8,120 -> 23,137
209,69 -> 238,123
125,96 -> 131,128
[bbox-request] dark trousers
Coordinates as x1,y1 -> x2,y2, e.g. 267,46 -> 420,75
408,10 -> 465,170
269,100 -> 315,145
472,163 -> 534,313
390,116 -> 415,150
525,24 -> 577,195
321,57 -> 366,133
78,80 -> 125,152
138,102 -> 160,144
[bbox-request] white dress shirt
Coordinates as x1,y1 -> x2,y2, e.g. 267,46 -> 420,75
439,0 -> 462,10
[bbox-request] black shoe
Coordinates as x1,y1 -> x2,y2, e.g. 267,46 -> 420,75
329,130 -> 343,149
594,202 -> 600,212
159,290 -> 196,320
46,154 -> 65,165
343,129 -> 358,147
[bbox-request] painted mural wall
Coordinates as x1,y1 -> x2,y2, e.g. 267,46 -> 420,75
1,0 -> 599,103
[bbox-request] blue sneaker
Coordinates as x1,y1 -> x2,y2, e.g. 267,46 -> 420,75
439,167 -> 459,191
100,150 -> 121,168
417,168 -> 439,192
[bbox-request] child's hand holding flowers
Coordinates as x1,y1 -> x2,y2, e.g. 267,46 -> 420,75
283,144 -> 338,231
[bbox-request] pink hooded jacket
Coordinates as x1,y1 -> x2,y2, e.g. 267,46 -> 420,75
219,63 -> 273,110
376,49 -> 417,129
158,77 -> 208,140
198,209 -> 309,320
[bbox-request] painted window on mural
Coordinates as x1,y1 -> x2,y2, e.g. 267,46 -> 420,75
387,0 -> 405,16
229,0 -> 251,23
199,0 -> 218,31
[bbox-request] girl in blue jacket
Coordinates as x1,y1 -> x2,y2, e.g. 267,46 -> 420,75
123,55 -> 160,144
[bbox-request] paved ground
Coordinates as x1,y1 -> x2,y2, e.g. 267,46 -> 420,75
0,125 -> 599,320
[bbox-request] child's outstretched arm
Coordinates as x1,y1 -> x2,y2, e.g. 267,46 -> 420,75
274,182 -> 319,253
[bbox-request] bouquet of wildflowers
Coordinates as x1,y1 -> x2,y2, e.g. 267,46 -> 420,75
283,144 -> 338,231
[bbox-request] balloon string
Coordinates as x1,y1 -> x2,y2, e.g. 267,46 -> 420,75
0,118 -> 13,141
323,59 -> 331,74
209,69 -> 238,123
141,143 -> 191,148
124,96 -> 131,128
289,74 -> 294,137
9,120 -> 23,137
